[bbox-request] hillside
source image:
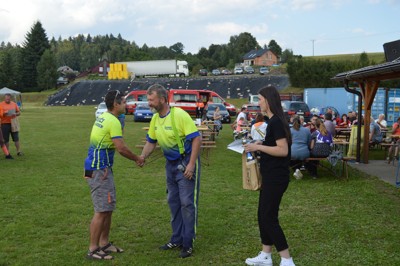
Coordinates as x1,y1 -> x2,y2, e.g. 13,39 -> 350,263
305,52 -> 385,63
46,75 -> 290,106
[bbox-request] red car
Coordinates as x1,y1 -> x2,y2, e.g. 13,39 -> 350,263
242,103 -> 261,121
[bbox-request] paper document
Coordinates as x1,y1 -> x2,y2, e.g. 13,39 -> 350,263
227,139 -> 244,154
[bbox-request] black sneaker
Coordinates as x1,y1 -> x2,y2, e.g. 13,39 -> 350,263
179,247 -> 192,258
159,242 -> 182,250
5,154 -> 13,159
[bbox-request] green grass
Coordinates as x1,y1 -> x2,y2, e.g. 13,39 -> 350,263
306,52 -> 386,64
1,104 -> 400,265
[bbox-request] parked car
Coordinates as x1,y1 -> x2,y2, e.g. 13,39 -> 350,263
244,66 -> 255,74
242,103 -> 261,121
221,69 -> 232,75
211,69 -> 221,76
133,103 -> 153,122
199,69 -> 208,76
95,102 -> 107,118
204,103 -> 231,123
125,90 -> 148,114
234,67 -> 243,74
57,76 -> 69,85
281,100 -> 312,123
259,67 -> 269,75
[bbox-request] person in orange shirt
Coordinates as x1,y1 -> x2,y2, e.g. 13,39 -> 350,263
0,106 -> 13,159
0,93 -> 22,156
196,99 -> 205,119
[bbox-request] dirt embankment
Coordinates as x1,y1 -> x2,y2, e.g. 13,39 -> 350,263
46,75 -> 290,106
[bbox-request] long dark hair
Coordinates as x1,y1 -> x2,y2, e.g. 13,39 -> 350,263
258,85 -> 291,145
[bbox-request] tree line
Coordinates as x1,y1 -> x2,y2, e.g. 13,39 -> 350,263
286,53 -> 399,88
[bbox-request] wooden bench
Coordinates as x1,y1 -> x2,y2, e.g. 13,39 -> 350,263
292,156 -> 355,179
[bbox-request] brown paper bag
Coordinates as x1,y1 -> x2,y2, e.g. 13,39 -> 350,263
242,152 -> 262,191
11,117 -> 20,132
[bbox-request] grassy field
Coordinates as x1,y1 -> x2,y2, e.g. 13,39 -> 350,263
306,52 -> 386,63
1,103 -> 400,266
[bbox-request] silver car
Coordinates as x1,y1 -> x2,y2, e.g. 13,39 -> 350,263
234,67 -> 243,74
95,102 -> 107,118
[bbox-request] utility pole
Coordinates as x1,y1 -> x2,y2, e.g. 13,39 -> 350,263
311,39 -> 315,56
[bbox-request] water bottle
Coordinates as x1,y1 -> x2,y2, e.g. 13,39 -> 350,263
242,138 -> 254,161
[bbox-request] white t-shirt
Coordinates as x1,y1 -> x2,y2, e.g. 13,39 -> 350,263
236,111 -> 247,123
375,119 -> 387,128
251,122 -> 268,140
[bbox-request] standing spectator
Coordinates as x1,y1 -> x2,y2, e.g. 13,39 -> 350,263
250,112 -> 268,141
0,107 -> 13,159
84,90 -> 144,260
375,114 -> 387,130
195,98 -> 204,119
323,112 -> 336,137
290,116 -> 311,178
140,84 -> 201,259
244,85 -> 296,266
0,93 -> 22,156
309,118 -> 333,179
213,106 -> 222,136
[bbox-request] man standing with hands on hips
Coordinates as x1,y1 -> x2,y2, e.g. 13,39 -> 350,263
84,90 -> 144,260
139,84 -> 201,258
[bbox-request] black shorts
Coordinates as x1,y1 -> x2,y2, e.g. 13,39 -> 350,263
1,123 -> 19,143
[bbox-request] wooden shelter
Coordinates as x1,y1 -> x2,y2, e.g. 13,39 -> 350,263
332,60 -> 400,163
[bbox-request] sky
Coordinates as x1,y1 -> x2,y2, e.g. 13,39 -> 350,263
0,0 -> 399,57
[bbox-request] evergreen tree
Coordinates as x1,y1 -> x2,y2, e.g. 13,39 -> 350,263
21,21 -> 50,91
37,49 -> 58,91
268,40 -> 282,57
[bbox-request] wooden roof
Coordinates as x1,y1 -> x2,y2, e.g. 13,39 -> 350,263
332,60 -> 400,82
332,59 -> 400,163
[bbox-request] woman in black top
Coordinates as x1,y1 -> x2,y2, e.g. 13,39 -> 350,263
244,86 -> 296,266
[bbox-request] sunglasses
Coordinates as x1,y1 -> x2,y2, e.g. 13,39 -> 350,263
114,90 -> 121,102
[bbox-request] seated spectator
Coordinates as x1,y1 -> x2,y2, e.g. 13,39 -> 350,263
387,117 -> 400,163
290,116 -> 311,176
308,118 -> 333,179
299,115 -> 306,126
348,111 -> 357,125
338,114 -> 350,128
369,117 -> 382,146
250,113 -> 267,141
375,114 -> 387,130
352,114 -> 364,126
235,116 -> 247,133
305,114 -> 319,133
323,112 -> 336,137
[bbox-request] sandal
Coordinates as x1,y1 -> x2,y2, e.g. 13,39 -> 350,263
101,242 -> 124,253
86,247 -> 114,260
